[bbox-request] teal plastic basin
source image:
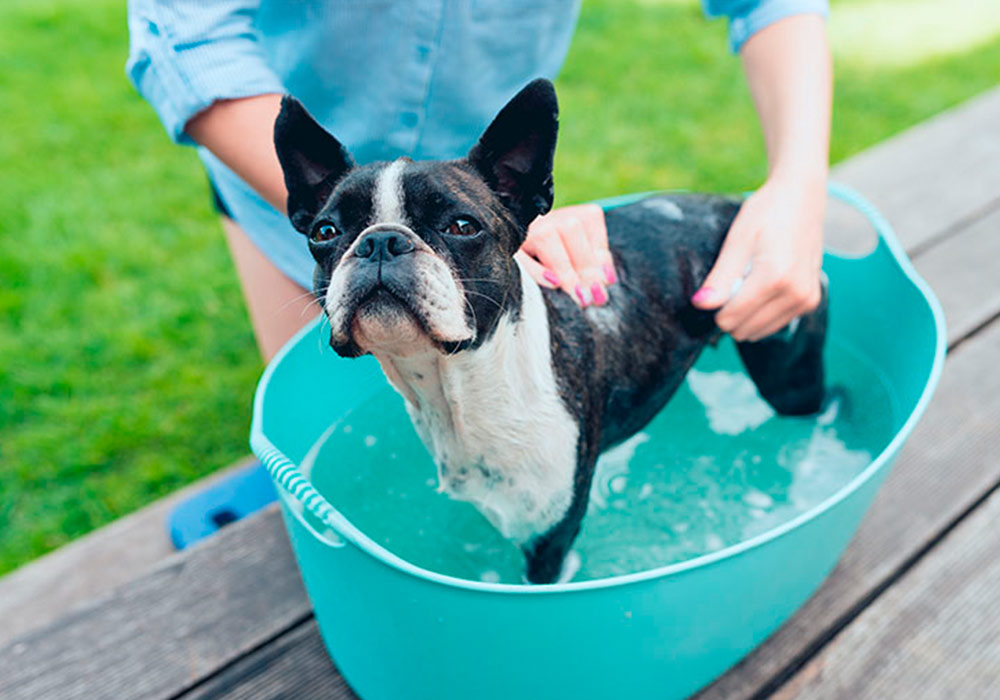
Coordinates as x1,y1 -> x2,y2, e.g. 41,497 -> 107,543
251,184 -> 945,700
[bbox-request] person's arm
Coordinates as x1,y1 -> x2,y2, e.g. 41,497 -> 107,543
126,0 -> 287,209
185,94 -> 288,212
691,13 -> 832,341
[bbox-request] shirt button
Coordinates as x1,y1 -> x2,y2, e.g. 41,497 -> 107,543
401,112 -> 419,128
416,45 -> 431,63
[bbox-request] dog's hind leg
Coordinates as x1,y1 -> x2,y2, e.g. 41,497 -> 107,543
735,279 -> 828,416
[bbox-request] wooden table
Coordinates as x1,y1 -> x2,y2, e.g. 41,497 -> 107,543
3,87 -> 1000,700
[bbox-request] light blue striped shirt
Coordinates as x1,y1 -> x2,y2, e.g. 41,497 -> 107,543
127,0 -> 828,288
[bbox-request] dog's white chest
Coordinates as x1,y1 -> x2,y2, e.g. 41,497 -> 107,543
379,270 -> 579,544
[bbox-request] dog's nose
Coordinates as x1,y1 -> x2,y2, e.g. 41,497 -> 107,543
354,229 -> 416,261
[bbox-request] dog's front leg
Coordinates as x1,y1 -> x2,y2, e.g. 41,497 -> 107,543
521,455 -> 596,584
522,518 -> 582,584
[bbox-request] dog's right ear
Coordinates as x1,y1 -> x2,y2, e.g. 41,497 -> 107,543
467,79 -> 558,232
274,96 -> 355,234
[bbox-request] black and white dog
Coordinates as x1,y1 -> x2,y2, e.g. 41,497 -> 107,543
274,79 -> 827,583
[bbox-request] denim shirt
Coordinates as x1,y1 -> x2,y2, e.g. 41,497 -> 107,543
126,0 -> 828,289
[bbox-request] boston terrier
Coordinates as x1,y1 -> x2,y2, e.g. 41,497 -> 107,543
273,79 -> 827,584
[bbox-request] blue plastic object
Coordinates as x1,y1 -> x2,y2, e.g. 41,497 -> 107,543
251,184 -> 945,700
167,461 -> 276,550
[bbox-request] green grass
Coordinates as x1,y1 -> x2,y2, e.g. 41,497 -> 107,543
2,0 -> 999,575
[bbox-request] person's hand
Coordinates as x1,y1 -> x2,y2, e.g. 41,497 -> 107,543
691,176 -> 825,341
515,203 -> 617,307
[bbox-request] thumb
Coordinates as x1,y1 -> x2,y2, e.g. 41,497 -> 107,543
692,215 -> 756,310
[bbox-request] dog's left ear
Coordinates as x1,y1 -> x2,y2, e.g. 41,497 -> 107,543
467,78 -> 558,231
274,96 -> 355,234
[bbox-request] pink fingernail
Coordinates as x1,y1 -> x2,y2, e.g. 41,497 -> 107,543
592,283 -> 608,306
575,284 -> 590,307
603,264 -> 617,285
543,269 -> 561,287
691,287 -> 716,305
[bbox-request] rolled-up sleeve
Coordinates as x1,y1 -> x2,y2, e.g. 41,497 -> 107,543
126,0 -> 285,145
703,0 -> 829,54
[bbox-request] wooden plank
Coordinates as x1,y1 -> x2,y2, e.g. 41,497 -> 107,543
0,505 -> 312,700
0,456 -> 259,646
695,315 -> 1000,700
829,86 -> 1000,253
178,620 -> 358,700
913,207 -> 1000,346
772,483 -> 1000,700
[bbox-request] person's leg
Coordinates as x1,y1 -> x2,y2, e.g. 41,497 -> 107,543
220,215 -> 319,362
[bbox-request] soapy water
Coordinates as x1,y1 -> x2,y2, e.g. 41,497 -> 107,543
302,338 -> 898,584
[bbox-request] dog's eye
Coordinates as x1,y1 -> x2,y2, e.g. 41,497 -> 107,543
445,218 -> 479,237
311,223 -> 339,242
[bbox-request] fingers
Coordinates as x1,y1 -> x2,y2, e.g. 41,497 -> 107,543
522,204 -> 615,307
560,216 -> 606,306
729,298 -> 799,342
514,250 -> 558,289
691,208 -> 756,310
721,272 -> 822,341
577,203 -> 616,285
521,220 -> 584,303
694,178 -> 826,340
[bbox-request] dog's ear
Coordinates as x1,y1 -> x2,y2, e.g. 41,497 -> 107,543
274,96 -> 355,234
467,79 -> 558,231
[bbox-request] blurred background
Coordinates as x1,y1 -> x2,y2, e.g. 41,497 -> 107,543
2,0 -> 999,576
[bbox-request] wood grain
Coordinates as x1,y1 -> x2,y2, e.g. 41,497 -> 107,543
0,505 -> 312,700
913,207 -> 1000,346
773,485 -> 1000,699
178,621 -> 358,700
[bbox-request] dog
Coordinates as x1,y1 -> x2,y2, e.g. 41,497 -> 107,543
273,79 -> 827,584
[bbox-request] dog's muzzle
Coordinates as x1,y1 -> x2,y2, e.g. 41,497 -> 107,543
324,224 -> 474,356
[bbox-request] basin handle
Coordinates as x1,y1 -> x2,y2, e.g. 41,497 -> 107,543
826,181 -> 908,267
254,439 -> 353,549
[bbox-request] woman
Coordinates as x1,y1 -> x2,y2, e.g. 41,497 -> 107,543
127,0 -> 831,360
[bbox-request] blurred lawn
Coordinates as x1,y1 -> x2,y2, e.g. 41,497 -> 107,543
2,0 -> 999,575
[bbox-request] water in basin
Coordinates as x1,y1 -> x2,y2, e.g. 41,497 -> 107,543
303,337 -> 898,584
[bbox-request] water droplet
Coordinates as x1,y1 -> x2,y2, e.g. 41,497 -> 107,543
638,483 -> 653,500
480,570 -> 501,583
705,534 -> 724,550
364,435 -> 377,447
610,476 -> 627,493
